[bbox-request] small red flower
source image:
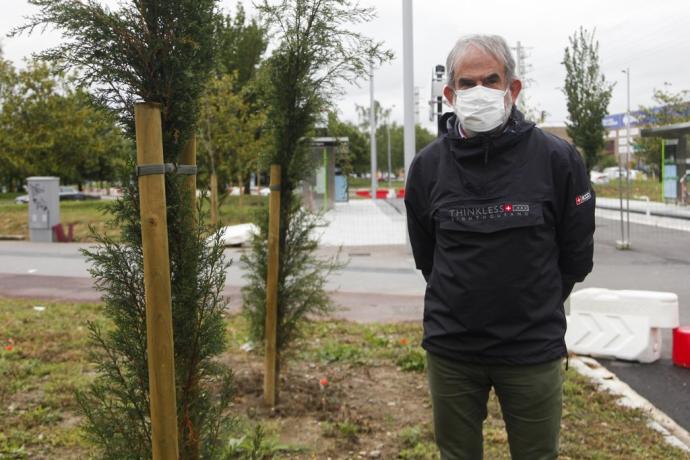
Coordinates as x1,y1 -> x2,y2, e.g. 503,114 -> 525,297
4,344 -> 13,352
399,337 -> 409,346
319,377 -> 329,388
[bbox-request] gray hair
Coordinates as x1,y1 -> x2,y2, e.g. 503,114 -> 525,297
445,35 -> 516,87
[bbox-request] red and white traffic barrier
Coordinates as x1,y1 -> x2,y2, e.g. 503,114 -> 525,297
672,326 -> 690,368
566,288 -> 679,363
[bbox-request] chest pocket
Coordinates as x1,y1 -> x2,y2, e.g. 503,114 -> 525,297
438,201 -> 544,234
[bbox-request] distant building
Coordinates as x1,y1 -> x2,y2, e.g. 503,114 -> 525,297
602,111 -> 642,164
603,103 -> 690,165
539,118 -> 637,164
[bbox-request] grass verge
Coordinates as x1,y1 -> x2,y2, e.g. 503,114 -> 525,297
1,298 -> 688,458
593,179 -> 662,202
0,195 -> 264,242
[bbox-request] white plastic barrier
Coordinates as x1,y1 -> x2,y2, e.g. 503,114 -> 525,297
565,288 -> 679,363
214,223 -> 258,247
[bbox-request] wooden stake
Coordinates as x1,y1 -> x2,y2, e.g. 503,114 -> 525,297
181,134 -> 197,218
264,164 -> 281,407
210,173 -> 218,227
134,102 -> 179,460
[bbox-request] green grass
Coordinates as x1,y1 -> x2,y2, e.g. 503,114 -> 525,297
296,320 -> 424,367
593,179 -> 663,202
0,192 -> 23,205
0,195 -> 264,241
348,177 -> 405,189
0,299 -> 105,459
214,194 -> 265,226
397,425 -> 437,460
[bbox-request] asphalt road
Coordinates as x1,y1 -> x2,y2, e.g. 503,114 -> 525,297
588,217 -> 690,431
1,216 -> 689,431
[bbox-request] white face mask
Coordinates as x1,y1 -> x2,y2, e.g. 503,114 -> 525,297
453,85 -> 512,134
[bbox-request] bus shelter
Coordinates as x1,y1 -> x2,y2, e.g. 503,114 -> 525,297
641,121 -> 690,204
302,137 -> 349,212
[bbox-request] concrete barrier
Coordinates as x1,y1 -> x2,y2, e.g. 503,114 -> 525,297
566,288 -> 679,363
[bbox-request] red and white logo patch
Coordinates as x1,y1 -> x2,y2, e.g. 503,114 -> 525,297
576,191 -> 592,206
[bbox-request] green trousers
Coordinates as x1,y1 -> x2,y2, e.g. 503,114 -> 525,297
426,352 -> 563,460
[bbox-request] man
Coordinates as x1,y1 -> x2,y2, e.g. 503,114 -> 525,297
405,34 -> 595,460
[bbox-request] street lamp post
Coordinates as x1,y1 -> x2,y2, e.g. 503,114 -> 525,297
430,65 -> 446,135
616,67 -> 632,250
402,0 -> 415,181
369,60 -> 377,200
625,68 -> 631,246
387,121 -> 392,190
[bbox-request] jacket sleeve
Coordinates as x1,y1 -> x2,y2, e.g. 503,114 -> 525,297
405,157 -> 435,281
556,145 -> 595,293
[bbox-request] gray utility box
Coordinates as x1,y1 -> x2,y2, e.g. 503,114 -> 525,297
27,177 -> 60,242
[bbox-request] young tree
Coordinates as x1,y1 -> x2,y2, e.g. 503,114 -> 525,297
241,0 -> 391,378
562,27 -> 614,173
19,1 -> 233,458
635,86 -> 690,178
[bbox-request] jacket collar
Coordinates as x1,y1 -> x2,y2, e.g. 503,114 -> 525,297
441,107 -> 535,160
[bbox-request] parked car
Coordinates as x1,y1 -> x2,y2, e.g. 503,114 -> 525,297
590,170 -> 609,184
14,186 -> 101,204
600,167 -> 647,181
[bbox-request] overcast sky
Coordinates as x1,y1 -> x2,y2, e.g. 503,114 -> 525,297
2,0 -> 689,132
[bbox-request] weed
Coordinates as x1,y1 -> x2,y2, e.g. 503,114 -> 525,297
321,419 -> 365,443
397,424 -> 438,459
222,422 -> 305,459
396,347 -> 426,372
0,435 -> 28,460
398,441 -> 439,460
317,341 -> 367,365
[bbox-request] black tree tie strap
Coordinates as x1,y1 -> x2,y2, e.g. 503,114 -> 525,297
176,165 -> 198,176
136,163 -> 198,176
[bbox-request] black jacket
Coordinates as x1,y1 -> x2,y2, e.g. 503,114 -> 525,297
405,109 -> 595,365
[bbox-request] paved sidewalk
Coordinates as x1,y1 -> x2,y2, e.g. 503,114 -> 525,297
597,196 -> 690,220
318,199 -> 407,246
0,241 -> 425,324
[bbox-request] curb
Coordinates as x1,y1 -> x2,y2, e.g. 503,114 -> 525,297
0,235 -> 25,241
570,355 -> 690,452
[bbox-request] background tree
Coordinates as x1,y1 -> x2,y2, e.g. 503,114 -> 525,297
19,1 -> 233,458
634,86 -> 690,178
355,102 -> 436,177
241,0 -> 392,381
198,5 -> 268,224
0,60 -> 130,191
415,124 -> 436,157
562,27 -> 614,173
198,73 -> 267,224
519,93 -> 548,124
0,45 -> 14,106
213,4 -> 268,89
326,111 -> 369,175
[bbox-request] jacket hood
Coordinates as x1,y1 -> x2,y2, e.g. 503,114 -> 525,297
440,107 -> 536,161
